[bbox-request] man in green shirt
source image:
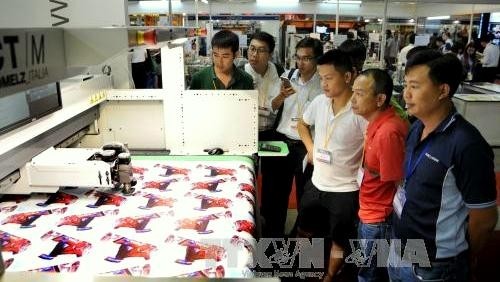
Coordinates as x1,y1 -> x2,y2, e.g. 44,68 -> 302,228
190,30 -> 254,90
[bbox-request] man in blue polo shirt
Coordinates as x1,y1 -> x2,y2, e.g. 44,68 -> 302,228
389,49 -> 498,281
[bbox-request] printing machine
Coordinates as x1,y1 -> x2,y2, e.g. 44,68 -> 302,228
0,27 -> 258,194
0,27 -> 265,279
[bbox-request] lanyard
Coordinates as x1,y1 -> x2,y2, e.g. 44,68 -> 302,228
294,86 -> 312,118
405,141 -> 431,181
323,101 -> 349,148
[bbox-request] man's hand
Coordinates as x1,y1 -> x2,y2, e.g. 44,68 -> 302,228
272,84 -> 296,111
280,83 -> 296,98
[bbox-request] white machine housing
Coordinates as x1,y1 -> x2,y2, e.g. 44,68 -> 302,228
27,147 -> 114,191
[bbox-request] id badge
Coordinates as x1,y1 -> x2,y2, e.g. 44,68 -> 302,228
315,148 -> 332,164
393,183 -> 406,218
290,117 -> 299,130
356,167 -> 364,187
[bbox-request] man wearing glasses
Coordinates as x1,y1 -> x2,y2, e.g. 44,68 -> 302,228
260,37 -> 323,238
190,30 -> 253,90
243,31 -> 284,140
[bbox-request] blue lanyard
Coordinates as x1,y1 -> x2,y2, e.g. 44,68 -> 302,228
405,141 -> 431,181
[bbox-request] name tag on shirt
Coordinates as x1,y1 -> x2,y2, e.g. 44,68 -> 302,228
393,183 -> 406,218
356,167 -> 364,187
316,148 -> 332,164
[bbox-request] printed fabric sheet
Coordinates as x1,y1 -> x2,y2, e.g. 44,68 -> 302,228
0,156 -> 256,278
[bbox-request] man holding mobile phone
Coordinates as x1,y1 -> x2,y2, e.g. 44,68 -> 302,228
260,37 -> 323,238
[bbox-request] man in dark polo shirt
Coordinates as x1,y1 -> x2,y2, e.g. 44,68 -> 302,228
389,49 -> 498,281
190,30 -> 253,90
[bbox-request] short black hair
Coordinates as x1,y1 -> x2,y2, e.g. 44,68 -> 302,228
409,33 -> 416,44
250,31 -> 275,53
317,49 -> 353,75
406,45 -> 429,60
296,37 -> 324,59
338,39 -> 367,74
405,49 -> 464,97
211,30 -> 239,53
358,68 -> 393,107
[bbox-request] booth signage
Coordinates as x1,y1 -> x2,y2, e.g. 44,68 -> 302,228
0,29 -> 66,97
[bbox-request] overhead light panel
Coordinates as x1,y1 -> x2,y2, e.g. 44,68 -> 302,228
201,0 -> 209,4
256,0 -> 299,4
426,15 -> 450,20
322,0 -> 362,4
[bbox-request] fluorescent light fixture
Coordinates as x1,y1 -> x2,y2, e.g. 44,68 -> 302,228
426,15 -> 450,20
323,0 -> 362,4
201,0 -> 209,4
256,0 -> 299,3
453,20 -> 460,24
138,0 -> 180,9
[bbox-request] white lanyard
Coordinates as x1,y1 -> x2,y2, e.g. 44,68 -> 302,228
323,101 -> 349,148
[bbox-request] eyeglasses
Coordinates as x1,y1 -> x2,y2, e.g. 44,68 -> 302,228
248,46 -> 269,55
293,55 -> 315,62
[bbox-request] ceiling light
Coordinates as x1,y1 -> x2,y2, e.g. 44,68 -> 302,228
256,0 -> 299,4
408,18 -> 415,23
364,19 -> 370,23
201,0 -> 209,4
426,16 -> 450,20
322,0 -> 362,3
453,20 -> 460,24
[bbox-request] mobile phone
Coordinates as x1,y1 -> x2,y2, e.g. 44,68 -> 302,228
281,77 -> 292,88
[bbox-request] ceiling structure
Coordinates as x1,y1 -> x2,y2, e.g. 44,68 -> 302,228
128,0 -> 500,18
130,0 -> 500,4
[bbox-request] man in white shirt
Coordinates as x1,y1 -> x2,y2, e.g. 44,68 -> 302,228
243,31 -> 283,140
297,49 -> 366,281
260,37 -> 323,238
479,33 -> 499,82
385,30 -> 398,70
398,33 -> 415,67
